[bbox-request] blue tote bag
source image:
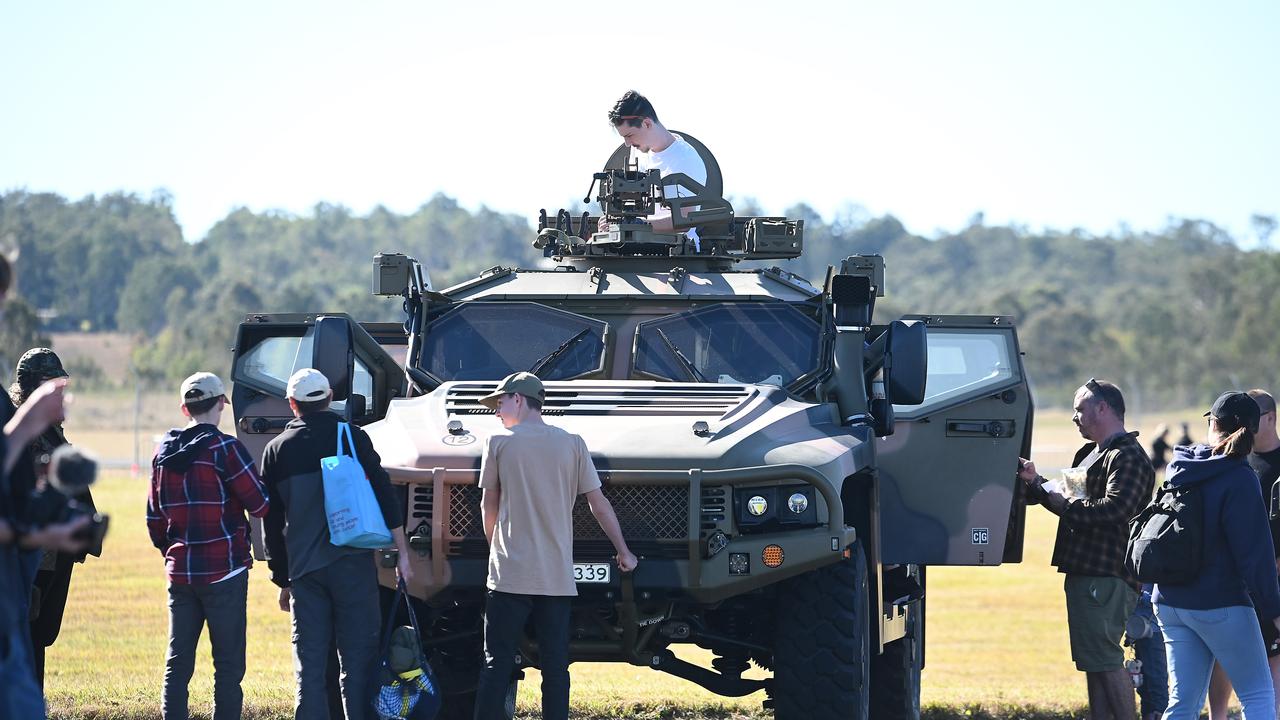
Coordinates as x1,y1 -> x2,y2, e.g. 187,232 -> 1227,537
322,422 -> 393,548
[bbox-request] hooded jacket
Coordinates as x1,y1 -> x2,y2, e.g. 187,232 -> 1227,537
146,424 -> 270,584
1152,444 -> 1280,620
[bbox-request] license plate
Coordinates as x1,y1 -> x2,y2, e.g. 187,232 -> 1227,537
573,563 -> 611,584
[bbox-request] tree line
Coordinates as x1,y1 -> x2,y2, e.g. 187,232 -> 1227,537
1,190 -> 1276,411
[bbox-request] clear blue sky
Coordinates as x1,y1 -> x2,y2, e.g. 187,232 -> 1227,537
2,1 -> 1277,244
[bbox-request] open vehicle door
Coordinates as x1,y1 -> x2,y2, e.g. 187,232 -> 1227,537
229,314 -> 404,558
875,315 -> 1033,566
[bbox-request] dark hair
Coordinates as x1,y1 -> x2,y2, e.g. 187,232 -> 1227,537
184,396 -> 221,416
1084,378 -> 1126,420
295,397 -> 331,414
522,394 -> 543,411
1211,415 -> 1255,459
609,90 -> 658,128
1249,389 -> 1277,416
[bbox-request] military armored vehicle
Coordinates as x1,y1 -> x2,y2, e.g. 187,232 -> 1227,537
228,134 -> 1033,719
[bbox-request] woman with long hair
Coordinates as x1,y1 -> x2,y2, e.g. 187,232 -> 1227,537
1154,391 -> 1280,719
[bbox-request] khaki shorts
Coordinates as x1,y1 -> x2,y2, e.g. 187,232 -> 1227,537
1064,575 -> 1137,672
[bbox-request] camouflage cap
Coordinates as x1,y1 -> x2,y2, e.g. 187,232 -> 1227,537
480,372 -> 545,410
16,347 -> 69,387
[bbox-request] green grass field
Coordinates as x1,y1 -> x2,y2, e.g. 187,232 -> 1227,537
39,408 -> 1213,719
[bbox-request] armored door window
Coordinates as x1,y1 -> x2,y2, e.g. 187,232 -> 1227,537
351,357 -> 374,404
236,332 -> 311,391
420,302 -> 608,381
233,327 -> 372,416
892,330 -> 1018,416
633,303 -> 820,386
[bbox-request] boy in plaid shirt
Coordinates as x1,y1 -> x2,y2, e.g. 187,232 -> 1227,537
146,372 -> 269,720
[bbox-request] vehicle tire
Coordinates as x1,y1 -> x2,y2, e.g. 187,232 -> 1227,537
772,542 -> 870,720
869,587 -> 922,720
427,604 -> 518,720
437,680 -> 517,720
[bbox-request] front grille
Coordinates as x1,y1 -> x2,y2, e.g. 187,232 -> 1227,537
449,485 -> 483,537
446,484 -> 688,541
576,485 -> 688,540
407,481 -> 691,559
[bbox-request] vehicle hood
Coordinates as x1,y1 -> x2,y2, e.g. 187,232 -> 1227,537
365,380 -> 868,478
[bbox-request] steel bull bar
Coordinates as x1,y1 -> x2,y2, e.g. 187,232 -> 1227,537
386,463 -> 856,695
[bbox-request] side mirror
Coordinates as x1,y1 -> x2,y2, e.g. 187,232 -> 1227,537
885,320 -> 927,406
348,393 -> 368,421
313,316 -> 354,403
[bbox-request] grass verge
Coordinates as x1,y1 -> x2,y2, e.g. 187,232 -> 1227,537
44,406 -> 1215,718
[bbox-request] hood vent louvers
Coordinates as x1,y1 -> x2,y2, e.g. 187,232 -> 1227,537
446,382 -> 754,417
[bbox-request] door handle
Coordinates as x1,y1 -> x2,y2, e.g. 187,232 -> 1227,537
946,420 -> 1015,438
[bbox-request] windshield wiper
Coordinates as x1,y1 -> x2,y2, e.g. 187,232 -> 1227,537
528,328 -> 592,377
656,329 -> 707,382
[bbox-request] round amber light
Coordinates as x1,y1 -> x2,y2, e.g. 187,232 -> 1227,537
762,544 -> 785,568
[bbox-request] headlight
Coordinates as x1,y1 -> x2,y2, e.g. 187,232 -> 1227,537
736,485 -> 818,533
787,492 -> 809,514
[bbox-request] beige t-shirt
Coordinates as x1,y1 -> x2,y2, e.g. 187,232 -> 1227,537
479,422 -> 602,596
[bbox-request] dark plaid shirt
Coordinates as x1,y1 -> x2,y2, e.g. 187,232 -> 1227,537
1027,431 -> 1154,580
146,426 -> 270,584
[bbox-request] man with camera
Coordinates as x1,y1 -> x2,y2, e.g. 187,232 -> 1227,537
1,253 -> 92,718
10,346 -> 101,686
146,372 -> 270,720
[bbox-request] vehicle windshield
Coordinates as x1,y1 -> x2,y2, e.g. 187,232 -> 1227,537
419,302 -> 608,381
634,303 -> 820,386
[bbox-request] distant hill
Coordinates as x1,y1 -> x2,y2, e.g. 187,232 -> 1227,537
47,332 -> 134,388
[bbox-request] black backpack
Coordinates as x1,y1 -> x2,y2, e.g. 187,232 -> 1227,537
1125,481 -> 1204,584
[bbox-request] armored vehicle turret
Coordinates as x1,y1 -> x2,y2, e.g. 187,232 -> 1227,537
229,134 -> 1032,720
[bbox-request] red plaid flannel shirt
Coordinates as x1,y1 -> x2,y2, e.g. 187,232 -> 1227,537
146,430 -> 270,584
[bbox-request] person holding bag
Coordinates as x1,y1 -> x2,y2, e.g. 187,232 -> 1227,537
261,368 -> 414,720
1153,391 -> 1280,720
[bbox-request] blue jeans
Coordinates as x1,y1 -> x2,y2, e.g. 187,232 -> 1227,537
0,631 -> 44,720
164,570 -> 249,720
1156,603 -> 1274,720
1,546 -> 43,719
1131,590 -> 1168,716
